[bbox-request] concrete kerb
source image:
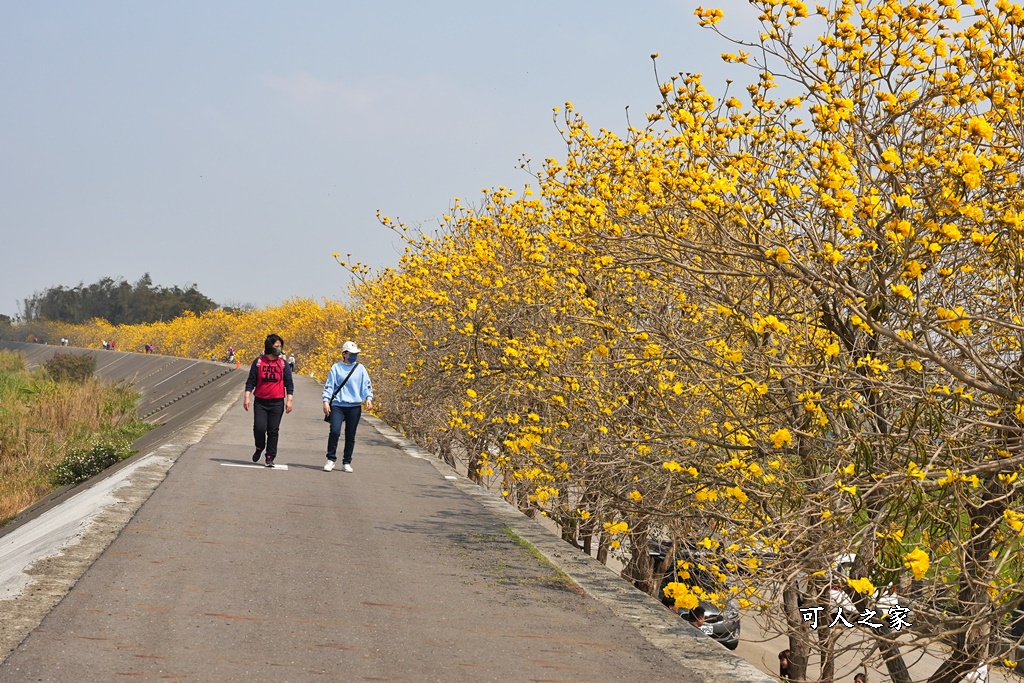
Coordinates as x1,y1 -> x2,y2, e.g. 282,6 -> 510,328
363,413 -> 777,683
0,385 -> 240,663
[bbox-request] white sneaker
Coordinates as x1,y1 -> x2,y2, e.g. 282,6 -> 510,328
342,463 -> 353,473
324,460 -> 335,472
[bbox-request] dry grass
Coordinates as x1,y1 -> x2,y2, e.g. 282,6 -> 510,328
0,350 -> 149,523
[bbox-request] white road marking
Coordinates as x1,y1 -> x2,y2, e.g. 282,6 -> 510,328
220,463 -> 289,470
444,475 -> 457,480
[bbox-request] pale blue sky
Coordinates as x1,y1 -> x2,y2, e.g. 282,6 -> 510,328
1,1 -> 754,319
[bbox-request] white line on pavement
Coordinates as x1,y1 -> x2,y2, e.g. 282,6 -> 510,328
220,463 -> 289,470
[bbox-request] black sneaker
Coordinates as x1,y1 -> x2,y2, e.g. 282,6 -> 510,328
265,459 -> 275,468
252,449 -> 263,463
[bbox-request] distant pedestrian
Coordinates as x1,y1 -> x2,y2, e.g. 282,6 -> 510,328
322,340 -> 373,473
287,352 -> 295,371
853,673 -> 866,683
660,594 -> 679,614
243,334 -> 294,467
779,649 -> 792,682
683,605 -> 706,629
102,340 -> 109,350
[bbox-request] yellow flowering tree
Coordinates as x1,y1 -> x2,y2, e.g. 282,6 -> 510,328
580,1 -> 1024,681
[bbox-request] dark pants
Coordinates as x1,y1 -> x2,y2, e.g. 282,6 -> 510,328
253,397 -> 285,459
326,405 -> 361,464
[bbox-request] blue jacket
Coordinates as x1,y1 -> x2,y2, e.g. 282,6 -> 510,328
322,361 -> 373,407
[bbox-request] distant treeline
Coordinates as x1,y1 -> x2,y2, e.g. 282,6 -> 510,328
19,274 -> 218,325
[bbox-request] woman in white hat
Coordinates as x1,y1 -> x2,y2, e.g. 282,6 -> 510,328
322,340 -> 373,472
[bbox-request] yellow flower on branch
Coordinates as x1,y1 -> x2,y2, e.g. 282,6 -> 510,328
891,284 -> 914,300
753,314 -> 789,334
936,307 -> 971,334
823,242 -> 844,264
856,355 -> 888,375
726,486 -> 749,502
907,462 -> 927,480
881,147 -> 902,166
765,246 -> 791,263
663,582 -> 700,610
694,6 -> 724,27
770,428 -> 793,448
1004,509 -> 1024,535
967,115 -> 994,140
848,577 -> 875,595
604,520 -> 630,535
904,548 -> 930,580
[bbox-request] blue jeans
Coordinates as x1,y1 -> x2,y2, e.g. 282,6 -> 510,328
326,405 -> 361,464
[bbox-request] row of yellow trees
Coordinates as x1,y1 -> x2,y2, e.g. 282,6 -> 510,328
9,300 -> 354,382
351,2 -> 1024,681
20,2 -> 1024,681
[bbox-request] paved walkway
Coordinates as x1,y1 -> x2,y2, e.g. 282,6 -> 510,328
0,374 -> 771,682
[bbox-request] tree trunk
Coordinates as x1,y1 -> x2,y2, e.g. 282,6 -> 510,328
578,491 -> 597,556
876,625 -> 912,683
620,524 -> 656,595
817,619 -> 841,683
783,583 -> 813,683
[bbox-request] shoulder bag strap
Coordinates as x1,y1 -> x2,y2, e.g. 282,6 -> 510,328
327,362 -> 359,405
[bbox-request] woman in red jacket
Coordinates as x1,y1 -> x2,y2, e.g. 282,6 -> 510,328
243,334 -> 294,467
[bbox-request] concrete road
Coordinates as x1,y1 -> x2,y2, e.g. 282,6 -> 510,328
0,371 -> 772,682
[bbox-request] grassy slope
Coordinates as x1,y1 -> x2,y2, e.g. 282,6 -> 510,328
0,350 -> 151,524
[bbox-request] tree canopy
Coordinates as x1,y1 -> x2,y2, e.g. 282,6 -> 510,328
19,274 -> 217,325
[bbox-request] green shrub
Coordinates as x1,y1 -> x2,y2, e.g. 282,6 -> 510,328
43,353 -> 95,384
50,438 -> 134,487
